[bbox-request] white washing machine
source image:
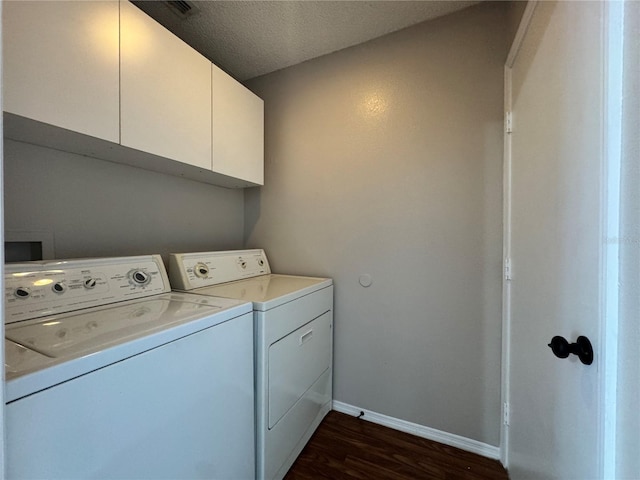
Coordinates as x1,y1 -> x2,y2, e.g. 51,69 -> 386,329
4,255 -> 255,480
169,249 -> 333,480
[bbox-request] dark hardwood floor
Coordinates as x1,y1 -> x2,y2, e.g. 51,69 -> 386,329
284,411 -> 509,480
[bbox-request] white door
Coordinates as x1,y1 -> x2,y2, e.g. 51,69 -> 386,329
505,2 -> 604,478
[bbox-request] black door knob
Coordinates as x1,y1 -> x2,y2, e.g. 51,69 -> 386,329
548,335 -> 593,365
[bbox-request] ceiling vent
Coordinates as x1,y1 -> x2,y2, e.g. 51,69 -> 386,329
165,1 -> 199,19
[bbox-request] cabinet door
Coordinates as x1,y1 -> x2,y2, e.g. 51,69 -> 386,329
120,1 -> 212,170
2,1 -> 119,142
212,64 -> 264,185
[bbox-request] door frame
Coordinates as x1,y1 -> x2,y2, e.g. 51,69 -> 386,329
500,1 -> 537,468
500,1 -> 622,477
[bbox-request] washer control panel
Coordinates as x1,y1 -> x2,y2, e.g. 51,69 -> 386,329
4,255 -> 170,324
169,249 -> 270,290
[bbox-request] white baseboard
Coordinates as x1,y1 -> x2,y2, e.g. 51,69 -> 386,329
332,400 -> 501,461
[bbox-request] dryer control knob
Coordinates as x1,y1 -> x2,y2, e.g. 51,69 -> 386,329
52,282 -> 67,294
194,263 -> 209,278
84,278 -> 97,289
14,287 -> 31,299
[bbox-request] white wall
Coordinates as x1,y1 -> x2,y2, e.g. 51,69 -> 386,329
245,3 -> 507,446
3,140 -> 245,263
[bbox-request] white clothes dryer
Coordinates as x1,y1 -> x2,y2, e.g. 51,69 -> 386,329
169,249 -> 333,480
4,255 -> 255,480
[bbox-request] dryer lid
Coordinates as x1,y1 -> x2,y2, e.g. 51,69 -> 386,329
188,274 -> 332,311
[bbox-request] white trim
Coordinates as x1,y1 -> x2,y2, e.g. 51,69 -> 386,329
505,1 -> 538,69
600,1 -> 624,478
332,401 -> 501,461
500,65 -> 513,469
501,2 -> 539,468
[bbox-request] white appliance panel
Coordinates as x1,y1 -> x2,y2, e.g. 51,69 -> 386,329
6,313 -> 255,480
169,249 -> 270,289
258,286 -> 333,345
255,286 -> 334,480
5,255 -> 169,324
269,312 -> 332,428
263,369 -> 332,480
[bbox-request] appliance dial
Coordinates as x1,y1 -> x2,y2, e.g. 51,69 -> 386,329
84,278 -> 97,289
14,287 -> 31,299
52,282 -> 67,294
194,263 -> 209,278
131,270 -> 150,286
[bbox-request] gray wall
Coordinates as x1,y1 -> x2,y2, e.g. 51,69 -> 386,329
245,3 -> 507,446
4,140 -> 244,262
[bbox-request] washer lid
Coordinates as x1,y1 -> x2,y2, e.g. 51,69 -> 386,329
4,292 -> 252,402
4,339 -> 53,375
187,274 -> 332,311
5,293 -> 249,360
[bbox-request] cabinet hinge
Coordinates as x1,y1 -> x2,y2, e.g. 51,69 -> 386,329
504,257 -> 512,281
505,111 -> 513,134
503,402 -> 510,426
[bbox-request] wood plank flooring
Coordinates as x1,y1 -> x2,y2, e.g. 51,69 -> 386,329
284,411 -> 509,480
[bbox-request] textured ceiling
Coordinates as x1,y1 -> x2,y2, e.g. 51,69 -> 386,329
133,1 -> 481,81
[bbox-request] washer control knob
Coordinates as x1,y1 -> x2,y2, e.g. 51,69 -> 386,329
84,278 -> 97,289
131,270 -> 150,286
52,282 -> 67,294
14,287 -> 31,299
194,263 -> 209,278
258,259 -> 265,267
240,261 -> 247,269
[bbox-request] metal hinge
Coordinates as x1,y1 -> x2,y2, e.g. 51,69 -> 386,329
503,402 -> 510,426
504,257 -> 512,280
505,111 -> 513,134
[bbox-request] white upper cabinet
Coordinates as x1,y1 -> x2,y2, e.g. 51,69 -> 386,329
212,65 -> 264,185
2,1 -> 120,142
120,1 -> 212,170
3,1 -> 263,188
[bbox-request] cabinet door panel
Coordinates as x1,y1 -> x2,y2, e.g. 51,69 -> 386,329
212,65 -> 264,185
120,1 -> 212,170
3,1 -> 119,142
